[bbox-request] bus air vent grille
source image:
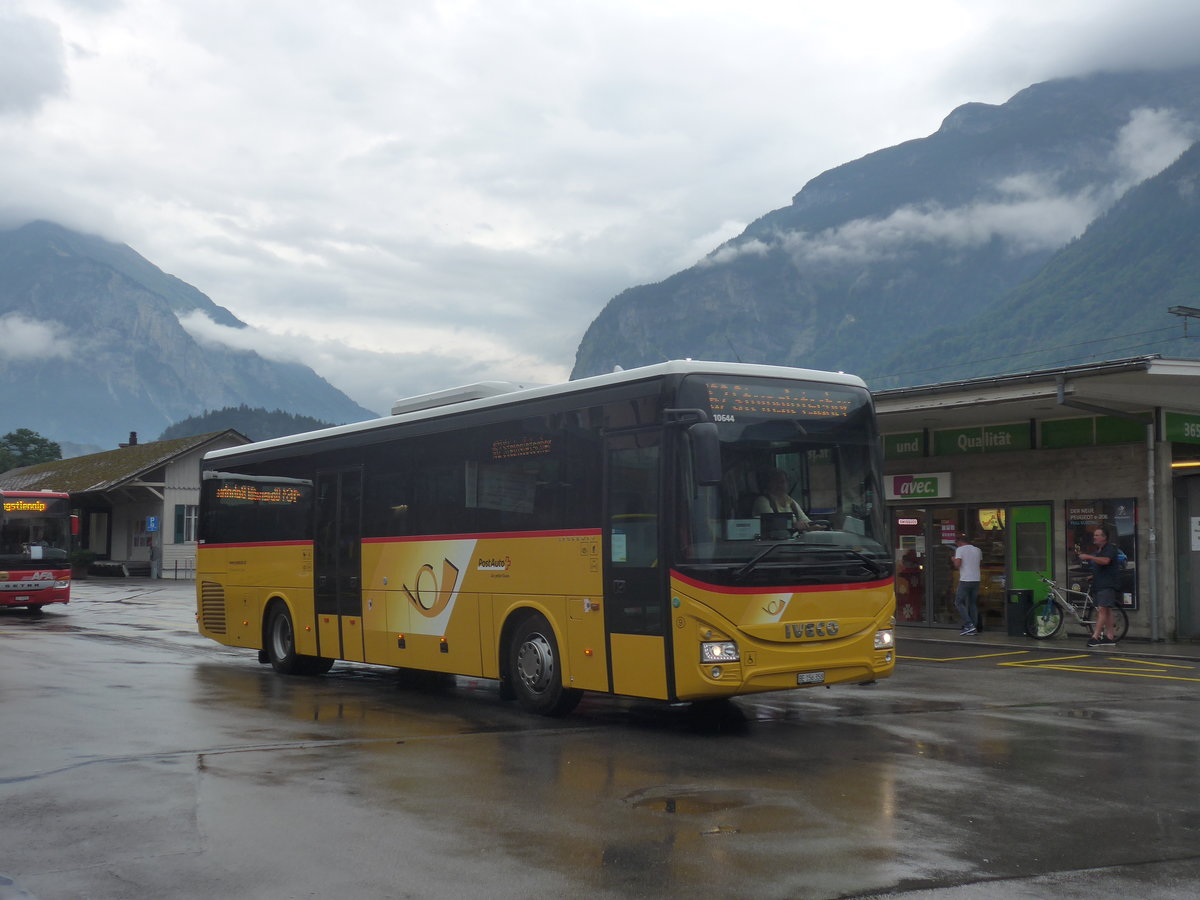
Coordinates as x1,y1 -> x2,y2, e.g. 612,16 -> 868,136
200,581 -> 227,634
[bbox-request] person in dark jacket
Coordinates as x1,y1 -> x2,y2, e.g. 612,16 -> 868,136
1079,524 -> 1119,647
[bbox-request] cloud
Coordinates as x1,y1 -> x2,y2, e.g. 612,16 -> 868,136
942,1 -> 1200,95
705,183 -> 1103,271
177,311 -> 568,416
708,103 -> 1200,272
0,10 -> 67,116
702,239 -> 771,267
0,313 -> 73,360
1113,106 -> 1199,188
4,0 -> 1200,416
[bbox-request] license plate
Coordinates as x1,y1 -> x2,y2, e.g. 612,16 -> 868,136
797,672 -> 825,685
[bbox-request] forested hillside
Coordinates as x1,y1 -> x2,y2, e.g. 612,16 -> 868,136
158,406 -> 338,443
867,141 -> 1200,386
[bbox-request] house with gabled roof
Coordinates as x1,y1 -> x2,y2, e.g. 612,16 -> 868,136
0,429 -> 248,577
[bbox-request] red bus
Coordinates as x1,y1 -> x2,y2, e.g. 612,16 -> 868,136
0,491 -> 74,611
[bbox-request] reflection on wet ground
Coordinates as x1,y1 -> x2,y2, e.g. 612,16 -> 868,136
4,581 -> 1200,898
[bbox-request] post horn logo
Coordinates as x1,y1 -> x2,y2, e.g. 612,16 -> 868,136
402,558 -> 461,618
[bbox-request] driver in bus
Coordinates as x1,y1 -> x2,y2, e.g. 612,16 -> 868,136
752,468 -> 820,533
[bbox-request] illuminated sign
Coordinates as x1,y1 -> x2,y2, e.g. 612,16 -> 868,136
3,500 -> 49,512
705,382 -> 854,419
215,484 -> 304,504
491,438 -> 552,460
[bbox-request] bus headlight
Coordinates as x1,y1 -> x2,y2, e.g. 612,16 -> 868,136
55,578 -> 70,589
701,641 -> 740,663
874,629 -> 895,650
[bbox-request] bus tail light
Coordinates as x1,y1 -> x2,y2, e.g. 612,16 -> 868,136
701,641 -> 739,663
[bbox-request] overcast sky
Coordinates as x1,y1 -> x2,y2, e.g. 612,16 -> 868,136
3,0 -> 1200,416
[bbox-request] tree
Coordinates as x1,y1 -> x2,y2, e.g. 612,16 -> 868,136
0,428 -> 63,471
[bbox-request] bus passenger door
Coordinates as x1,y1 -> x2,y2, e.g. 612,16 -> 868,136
604,430 -> 669,700
314,469 -> 365,662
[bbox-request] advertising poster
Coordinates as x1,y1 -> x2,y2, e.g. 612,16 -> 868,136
1065,498 -> 1137,609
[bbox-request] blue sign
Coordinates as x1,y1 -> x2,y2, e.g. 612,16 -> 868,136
146,516 -> 159,533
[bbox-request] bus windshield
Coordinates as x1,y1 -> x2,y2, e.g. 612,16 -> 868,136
0,497 -> 72,565
673,375 -> 891,587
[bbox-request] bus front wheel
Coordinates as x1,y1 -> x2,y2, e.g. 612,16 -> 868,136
266,603 -> 333,676
508,613 -> 582,717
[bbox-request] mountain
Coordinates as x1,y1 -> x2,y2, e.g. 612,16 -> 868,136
0,222 -> 376,446
872,140 -> 1200,386
571,68 -> 1200,387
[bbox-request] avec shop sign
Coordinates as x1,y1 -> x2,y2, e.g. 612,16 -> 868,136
885,472 -> 952,501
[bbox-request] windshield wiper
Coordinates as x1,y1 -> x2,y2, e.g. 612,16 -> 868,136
733,542 -> 791,581
733,544 -> 889,581
842,548 -> 888,578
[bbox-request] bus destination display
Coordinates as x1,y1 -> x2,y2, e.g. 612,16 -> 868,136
705,382 -> 855,420
214,483 -> 306,505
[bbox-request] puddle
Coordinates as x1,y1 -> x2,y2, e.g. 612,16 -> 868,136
625,786 -> 749,816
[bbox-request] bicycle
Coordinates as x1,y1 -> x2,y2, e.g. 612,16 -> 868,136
1024,576 -> 1129,641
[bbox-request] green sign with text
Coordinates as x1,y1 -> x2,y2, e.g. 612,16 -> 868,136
1166,412 -> 1200,445
884,432 -> 925,459
933,423 -> 1031,456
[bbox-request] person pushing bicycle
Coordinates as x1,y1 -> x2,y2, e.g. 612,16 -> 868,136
1078,524 -> 1120,648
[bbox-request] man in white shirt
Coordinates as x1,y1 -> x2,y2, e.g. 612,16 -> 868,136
953,533 -> 983,635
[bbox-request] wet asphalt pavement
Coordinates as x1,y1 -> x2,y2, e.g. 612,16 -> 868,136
2,579 -> 1199,899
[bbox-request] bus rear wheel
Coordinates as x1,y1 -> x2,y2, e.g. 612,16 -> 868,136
509,613 -> 581,717
266,603 -> 333,675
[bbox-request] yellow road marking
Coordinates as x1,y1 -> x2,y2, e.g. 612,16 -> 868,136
904,649 -> 1200,682
1001,654 -> 1200,682
1108,657 -> 1195,669
999,654 -> 1087,665
901,650 -> 1030,662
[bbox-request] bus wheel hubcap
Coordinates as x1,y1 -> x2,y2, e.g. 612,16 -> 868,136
517,633 -> 554,694
273,617 -> 292,658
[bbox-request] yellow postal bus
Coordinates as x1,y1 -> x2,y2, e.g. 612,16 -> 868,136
196,361 -> 895,715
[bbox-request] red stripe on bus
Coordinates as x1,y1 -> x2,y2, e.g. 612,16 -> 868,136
363,529 -> 602,544
671,570 -> 894,595
198,540 -> 313,549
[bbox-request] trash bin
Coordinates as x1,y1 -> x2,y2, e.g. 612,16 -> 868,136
1006,589 -> 1033,636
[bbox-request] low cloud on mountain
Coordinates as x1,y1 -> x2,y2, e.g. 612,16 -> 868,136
704,105 -> 1198,273
177,310 -> 558,415
0,313 -> 72,361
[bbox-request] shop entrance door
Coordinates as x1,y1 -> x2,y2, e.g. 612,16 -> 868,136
1008,505 -> 1052,634
1174,476 -> 1200,639
893,503 -> 1051,631
894,509 -> 927,624
929,508 -> 965,627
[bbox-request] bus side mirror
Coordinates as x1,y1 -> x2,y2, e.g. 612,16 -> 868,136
70,515 -> 80,536
689,422 -> 722,486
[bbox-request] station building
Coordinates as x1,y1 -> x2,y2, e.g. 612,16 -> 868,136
874,356 -> 1200,642
0,429 -> 248,577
